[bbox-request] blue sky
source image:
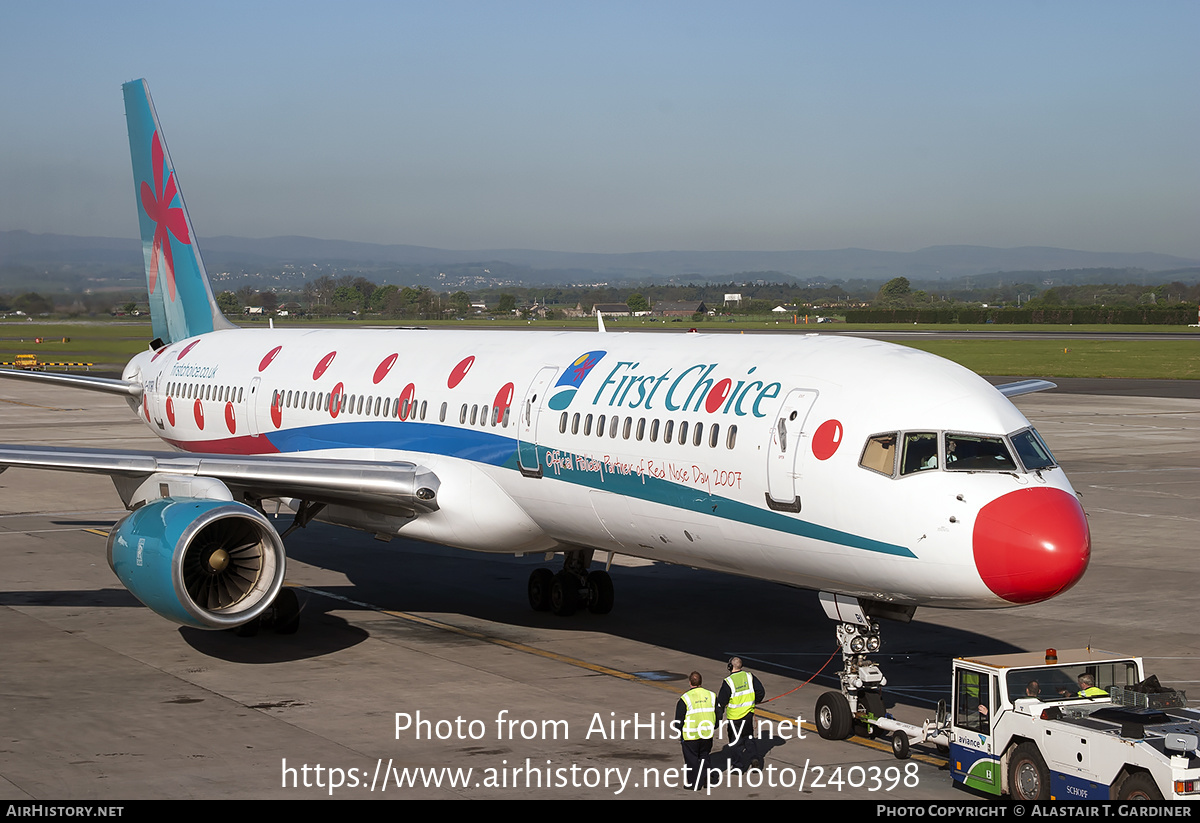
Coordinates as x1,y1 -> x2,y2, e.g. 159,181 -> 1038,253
2,1 -> 1197,257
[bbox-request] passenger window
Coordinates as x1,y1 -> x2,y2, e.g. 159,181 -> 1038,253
945,433 -> 1017,472
559,412 -> 568,433
693,422 -> 703,447
609,416 -> 619,438
635,418 -> 645,441
571,413 -> 580,435
860,433 -> 898,476
649,419 -> 659,442
664,420 -> 674,444
901,432 -> 939,475
459,404 -> 467,424
441,402 -> 448,423
726,424 -> 737,449
596,414 -> 606,437
709,424 -> 719,448
622,417 -> 632,439
678,421 -> 688,444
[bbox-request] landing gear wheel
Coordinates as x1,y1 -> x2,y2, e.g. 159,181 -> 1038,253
1008,742 -> 1050,801
815,692 -> 853,740
586,570 -> 614,614
550,571 -> 578,616
528,568 -> 553,612
891,730 -> 910,760
272,588 -> 300,635
233,617 -> 260,637
1118,772 -> 1163,801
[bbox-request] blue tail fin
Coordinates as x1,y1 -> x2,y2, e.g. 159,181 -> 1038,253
123,79 -> 236,344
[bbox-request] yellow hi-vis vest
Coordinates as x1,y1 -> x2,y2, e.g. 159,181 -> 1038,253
681,688 -> 716,740
724,671 -> 756,720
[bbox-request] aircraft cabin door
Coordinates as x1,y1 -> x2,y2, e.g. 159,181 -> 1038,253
766,388 -> 818,512
517,366 -> 559,478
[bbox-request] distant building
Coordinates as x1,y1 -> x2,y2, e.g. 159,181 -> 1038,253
592,303 -> 631,317
655,301 -> 707,317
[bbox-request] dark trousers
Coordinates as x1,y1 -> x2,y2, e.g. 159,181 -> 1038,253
681,737 -> 713,790
725,714 -> 759,770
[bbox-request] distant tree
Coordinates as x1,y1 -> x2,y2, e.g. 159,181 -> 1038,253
449,291 -> 471,315
495,293 -> 516,314
14,292 -> 53,315
876,277 -> 912,306
216,291 -> 239,315
626,293 -> 650,313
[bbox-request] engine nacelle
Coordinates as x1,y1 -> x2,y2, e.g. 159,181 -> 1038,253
107,498 -> 286,629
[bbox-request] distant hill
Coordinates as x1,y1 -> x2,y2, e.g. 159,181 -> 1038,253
2,230 -> 1197,290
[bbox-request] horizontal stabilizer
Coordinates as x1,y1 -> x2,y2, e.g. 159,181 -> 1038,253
994,379 -> 1057,398
0,368 -> 143,397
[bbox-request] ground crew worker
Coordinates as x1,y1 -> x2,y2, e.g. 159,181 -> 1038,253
1077,674 -> 1108,697
676,671 -> 716,791
716,657 -> 765,771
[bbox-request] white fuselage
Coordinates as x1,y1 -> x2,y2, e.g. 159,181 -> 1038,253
123,327 -> 1089,609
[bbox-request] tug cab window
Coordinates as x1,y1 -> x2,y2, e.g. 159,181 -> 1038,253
900,432 -> 939,475
945,433 -> 1017,472
859,433 -> 897,477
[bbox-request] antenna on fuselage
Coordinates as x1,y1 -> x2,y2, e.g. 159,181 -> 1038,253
597,312 -> 607,333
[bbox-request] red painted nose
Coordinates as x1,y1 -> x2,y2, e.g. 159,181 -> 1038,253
973,488 -> 1091,604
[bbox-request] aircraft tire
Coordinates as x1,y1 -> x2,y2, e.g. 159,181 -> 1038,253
273,588 -> 300,635
550,572 -> 578,616
891,730 -> 910,760
815,692 -> 853,740
586,570 -> 614,615
528,568 -> 553,612
233,617 -> 261,638
1007,742 -> 1050,801
1117,772 -> 1163,801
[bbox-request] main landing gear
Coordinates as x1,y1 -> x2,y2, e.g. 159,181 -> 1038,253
528,549 -> 614,616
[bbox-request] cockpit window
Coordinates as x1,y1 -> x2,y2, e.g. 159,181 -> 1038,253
860,433 -> 897,476
901,432 -> 939,475
945,433 -> 1017,472
1011,428 -> 1057,471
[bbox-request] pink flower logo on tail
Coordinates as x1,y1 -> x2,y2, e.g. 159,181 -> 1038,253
141,132 -> 191,301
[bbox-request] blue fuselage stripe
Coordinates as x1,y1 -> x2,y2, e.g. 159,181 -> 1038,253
263,420 -> 915,558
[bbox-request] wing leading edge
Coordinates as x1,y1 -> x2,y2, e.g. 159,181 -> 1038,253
0,445 -> 439,517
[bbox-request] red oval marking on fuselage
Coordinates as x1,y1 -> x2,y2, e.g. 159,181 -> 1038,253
397,383 -> 416,420
259,345 -> 283,372
705,378 -> 733,414
270,395 -> 283,428
329,382 -> 344,419
165,396 -> 175,426
194,399 -> 205,430
225,401 -> 236,434
313,351 -> 337,380
177,340 -> 200,360
493,382 -> 515,417
374,353 -> 399,384
811,419 -> 843,460
447,356 -> 474,388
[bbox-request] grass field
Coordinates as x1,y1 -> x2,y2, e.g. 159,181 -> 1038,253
1,317 -> 1196,379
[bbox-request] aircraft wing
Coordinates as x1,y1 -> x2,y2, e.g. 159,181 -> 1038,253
994,379 -> 1057,398
0,445 -> 439,517
0,367 -> 143,397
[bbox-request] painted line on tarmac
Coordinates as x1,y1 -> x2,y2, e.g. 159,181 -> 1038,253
296,583 -> 945,767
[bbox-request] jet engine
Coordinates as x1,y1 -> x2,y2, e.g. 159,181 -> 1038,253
107,498 -> 286,629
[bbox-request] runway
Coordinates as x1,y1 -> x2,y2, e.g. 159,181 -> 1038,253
1,379 -> 1197,799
